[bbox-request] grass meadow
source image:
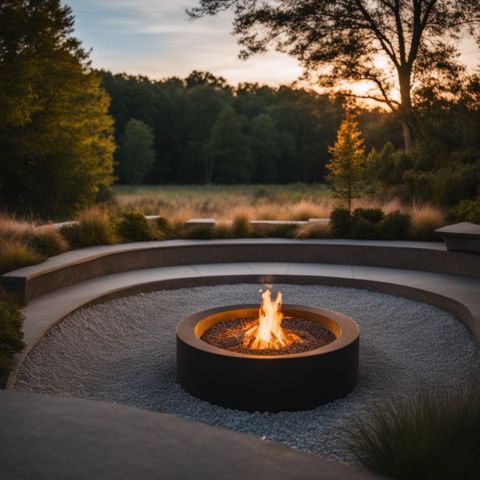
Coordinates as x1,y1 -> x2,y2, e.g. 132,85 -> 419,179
114,184 -> 418,223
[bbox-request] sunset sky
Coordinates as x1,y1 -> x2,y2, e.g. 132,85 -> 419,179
69,0 -> 478,88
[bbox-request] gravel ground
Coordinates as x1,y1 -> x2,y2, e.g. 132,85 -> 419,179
15,284 -> 480,464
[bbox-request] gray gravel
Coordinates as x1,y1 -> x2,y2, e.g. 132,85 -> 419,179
15,284 -> 480,464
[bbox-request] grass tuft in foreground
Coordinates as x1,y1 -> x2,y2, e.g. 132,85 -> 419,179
0,296 -> 25,377
348,386 -> 480,480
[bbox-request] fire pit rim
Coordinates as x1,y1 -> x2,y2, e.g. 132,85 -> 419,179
176,303 -> 359,360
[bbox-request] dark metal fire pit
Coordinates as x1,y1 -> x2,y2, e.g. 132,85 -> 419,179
176,304 -> 360,412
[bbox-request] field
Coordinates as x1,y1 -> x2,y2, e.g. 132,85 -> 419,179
114,184 -> 413,222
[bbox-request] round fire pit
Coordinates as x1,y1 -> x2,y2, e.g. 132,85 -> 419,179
176,304 -> 360,412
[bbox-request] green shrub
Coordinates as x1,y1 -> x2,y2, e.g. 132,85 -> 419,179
330,208 -> 352,238
155,217 -> 174,239
377,211 -> 411,240
0,240 -> 44,274
185,224 -> 215,240
371,144 -> 414,186
348,208 -> 385,239
29,228 -> 68,257
403,170 -> 433,203
115,210 -> 155,242
430,164 -> 480,208
452,196 -> 480,224
349,217 -> 377,239
0,300 -> 25,374
352,208 -> 384,224
213,223 -> 233,239
348,386 -> 480,480
266,223 -> 299,238
61,208 -> 117,248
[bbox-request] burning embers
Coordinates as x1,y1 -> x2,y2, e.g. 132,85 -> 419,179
201,287 -> 335,355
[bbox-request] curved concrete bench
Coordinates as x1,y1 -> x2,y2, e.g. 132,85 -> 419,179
2,239 -> 480,301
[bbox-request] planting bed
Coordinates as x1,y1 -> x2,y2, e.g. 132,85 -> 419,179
15,284 -> 480,464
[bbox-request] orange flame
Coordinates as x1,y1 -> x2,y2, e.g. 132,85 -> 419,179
243,287 -> 293,350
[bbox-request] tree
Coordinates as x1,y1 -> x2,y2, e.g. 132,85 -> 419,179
119,119 -> 155,184
180,84 -> 231,183
185,70 -> 230,91
326,113 -> 367,212
0,0 -> 114,218
249,113 -> 280,183
189,1 -> 480,151
203,107 -> 253,183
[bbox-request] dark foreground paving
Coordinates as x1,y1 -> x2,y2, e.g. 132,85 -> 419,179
0,390 -> 380,480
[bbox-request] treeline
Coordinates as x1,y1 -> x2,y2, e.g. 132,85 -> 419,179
100,70 -> 402,185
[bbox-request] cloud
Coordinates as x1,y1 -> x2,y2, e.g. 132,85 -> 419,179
67,0 -> 302,85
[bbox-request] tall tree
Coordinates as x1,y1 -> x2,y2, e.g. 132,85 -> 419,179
180,84 -> 231,183
0,0 -> 115,218
249,113 -> 280,183
203,107 -> 253,183
327,113 -> 367,212
119,119 -> 155,184
189,1 -> 480,151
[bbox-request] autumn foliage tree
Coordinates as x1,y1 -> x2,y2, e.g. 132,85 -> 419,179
327,113 -> 367,212
0,0 -> 115,218
190,0 -> 480,151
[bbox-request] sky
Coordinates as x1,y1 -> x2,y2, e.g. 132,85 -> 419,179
68,0 -> 478,88
68,0 -> 303,85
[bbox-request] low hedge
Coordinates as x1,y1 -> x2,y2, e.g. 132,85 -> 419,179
330,208 -> 412,240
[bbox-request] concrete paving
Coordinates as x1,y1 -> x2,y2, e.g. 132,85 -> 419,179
0,390 -> 381,480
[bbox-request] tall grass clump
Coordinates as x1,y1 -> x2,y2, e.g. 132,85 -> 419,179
0,297 -> 25,377
0,240 -> 43,274
348,386 -> 480,480
0,214 -> 67,259
0,215 -> 34,240
295,222 -> 331,239
61,207 -> 117,248
29,227 -> 68,257
231,214 -> 252,238
410,204 -> 445,241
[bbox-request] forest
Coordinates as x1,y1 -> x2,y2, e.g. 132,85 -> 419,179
101,69 -> 480,210
100,70 -> 402,185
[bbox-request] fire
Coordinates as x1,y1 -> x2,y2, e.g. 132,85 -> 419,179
243,287 -> 297,350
